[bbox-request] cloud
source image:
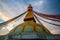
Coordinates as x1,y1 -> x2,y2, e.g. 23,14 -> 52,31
0,0 -> 27,18
32,0 -> 44,6
0,12 -> 11,21
0,0 -> 60,34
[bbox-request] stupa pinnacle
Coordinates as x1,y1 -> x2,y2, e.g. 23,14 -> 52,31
24,4 -> 36,22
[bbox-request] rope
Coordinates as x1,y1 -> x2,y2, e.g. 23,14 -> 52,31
33,13 -> 60,26
34,11 -> 60,22
34,11 -> 60,19
0,11 -> 27,26
33,14 -> 51,34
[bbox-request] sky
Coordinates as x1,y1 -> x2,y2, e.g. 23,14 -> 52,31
0,0 -> 60,35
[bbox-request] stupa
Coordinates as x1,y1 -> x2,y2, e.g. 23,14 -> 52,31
7,4 -> 51,40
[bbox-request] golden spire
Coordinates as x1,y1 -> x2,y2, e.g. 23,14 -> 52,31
28,4 -> 33,11
24,4 -> 35,22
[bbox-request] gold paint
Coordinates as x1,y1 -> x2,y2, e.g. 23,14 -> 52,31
8,4 -> 51,35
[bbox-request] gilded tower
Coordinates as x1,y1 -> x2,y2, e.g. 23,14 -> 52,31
24,4 -> 35,22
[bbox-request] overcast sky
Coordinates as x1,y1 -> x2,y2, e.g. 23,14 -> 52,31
0,0 -> 60,35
